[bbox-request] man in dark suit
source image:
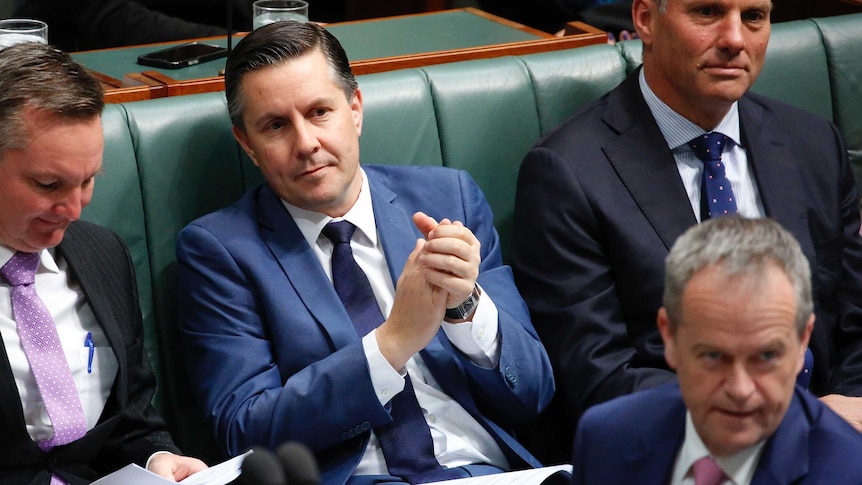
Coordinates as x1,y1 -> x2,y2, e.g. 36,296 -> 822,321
572,217 -> 862,484
175,21 -> 555,485
0,42 -> 206,483
512,0 -> 862,463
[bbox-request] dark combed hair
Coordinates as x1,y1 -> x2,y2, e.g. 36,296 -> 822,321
0,42 -> 104,156
224,21 -> 358,129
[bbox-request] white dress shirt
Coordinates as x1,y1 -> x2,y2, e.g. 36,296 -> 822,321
639,70 -> 765,222
282,168 -> 509,475
669,412 -> 765,485
0,245 -> 118,443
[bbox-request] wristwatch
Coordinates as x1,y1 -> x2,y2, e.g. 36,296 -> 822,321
445,284 -> 481,321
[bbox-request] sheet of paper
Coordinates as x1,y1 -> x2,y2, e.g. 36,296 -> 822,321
92,450 -> 252,485
427,464 -> 573,485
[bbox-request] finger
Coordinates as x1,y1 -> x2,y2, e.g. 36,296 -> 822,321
413,212 -> 439,239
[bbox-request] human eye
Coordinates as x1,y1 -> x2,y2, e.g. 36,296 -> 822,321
701,350 -> 723,365
309,107 -> 329,119
742,8 -> 768,23
265,119 -> 286,131
33,178 -> 59,191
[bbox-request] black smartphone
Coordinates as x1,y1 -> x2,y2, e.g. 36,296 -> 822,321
137,42 -> 228,69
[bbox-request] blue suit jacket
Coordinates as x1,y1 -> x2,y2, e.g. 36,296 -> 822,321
176,165 -> 554,485
511,70 -> 862,462
572,383 -> 862,485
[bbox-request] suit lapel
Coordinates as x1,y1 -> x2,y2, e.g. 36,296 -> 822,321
740,96 -> 811,244
255,185 -> 358,350
621,394 -> 686,482
58,225 -> 127,374
751,392 -> 809,484
603,73 -> 698,251
367,173 -> 418,287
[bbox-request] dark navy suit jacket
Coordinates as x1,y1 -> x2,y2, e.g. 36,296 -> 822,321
572,383 -> 862,485
176,165 -> 555,485
511,70 -> 862,461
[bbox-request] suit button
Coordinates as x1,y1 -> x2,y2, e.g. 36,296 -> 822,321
505,366 -> 518,385
361,421 -> 371,431
340,431 -> 350,440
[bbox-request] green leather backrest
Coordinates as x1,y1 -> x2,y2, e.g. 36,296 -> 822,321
753,19 -> 833,121
358,68 -> 444,168
813,13 -> 862,186
521,44 -> 627,136
81,104 -> 159,391
123,91 -> 247,461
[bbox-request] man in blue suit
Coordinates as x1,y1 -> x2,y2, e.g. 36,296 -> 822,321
572,217 -> 862,485
512,0 -> 862,463
175,22 -> 555,485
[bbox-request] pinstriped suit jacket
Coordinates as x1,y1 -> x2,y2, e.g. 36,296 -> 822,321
0,221 -> 179,485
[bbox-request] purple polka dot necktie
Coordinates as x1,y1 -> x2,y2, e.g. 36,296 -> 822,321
322,221 -> 459,483
693,456 -> 726,485
2,252 -> 87,468
689,133 -> 737,219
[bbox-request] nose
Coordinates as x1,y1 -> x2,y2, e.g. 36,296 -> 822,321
54,186 -> 90,221
716,14 -> 746,54
724,363 -> 756,403
294,120 -> 321,156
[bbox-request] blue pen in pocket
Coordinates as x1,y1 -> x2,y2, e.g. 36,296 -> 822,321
84,332 -> 94,374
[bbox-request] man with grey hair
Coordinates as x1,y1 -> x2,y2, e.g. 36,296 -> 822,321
571,216 -> 862,485
0,42 -> 206,483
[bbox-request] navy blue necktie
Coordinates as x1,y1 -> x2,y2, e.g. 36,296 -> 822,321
689,133 -> 737,220
322,221 -> 457,483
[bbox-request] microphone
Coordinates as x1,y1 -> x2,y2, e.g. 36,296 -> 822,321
240,446 -> 288,485
277,441 -> 320,485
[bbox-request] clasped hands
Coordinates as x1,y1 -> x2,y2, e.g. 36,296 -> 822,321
376,211 -> 481,370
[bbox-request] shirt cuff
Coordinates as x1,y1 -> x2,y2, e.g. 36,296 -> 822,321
362,331 -> 407,406
145,450 -> 173,471
441,284 -> 500,368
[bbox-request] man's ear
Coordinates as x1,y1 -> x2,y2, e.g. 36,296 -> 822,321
351,88 -> 364,138
233,125 -> 259,167
657,307 -> 678,370
632,0 -> 655,47
796,314 -> 815,373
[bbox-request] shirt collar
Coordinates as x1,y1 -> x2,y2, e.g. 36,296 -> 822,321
0,245 -> 61,276
638,69 -> 742,150
281,167 -> 378,248
676,411 -> 765,485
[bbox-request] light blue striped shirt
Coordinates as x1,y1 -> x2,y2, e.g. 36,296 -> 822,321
638,71 -> 764,222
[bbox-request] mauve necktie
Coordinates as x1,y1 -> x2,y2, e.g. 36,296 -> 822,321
2,252 -> 87,485
693,456 -> 726,485
322,221 -> 457,483
690,133 -> 737,220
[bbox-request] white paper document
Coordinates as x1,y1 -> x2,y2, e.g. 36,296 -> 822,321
92,450 -> 252,485
428,464 -> 573,485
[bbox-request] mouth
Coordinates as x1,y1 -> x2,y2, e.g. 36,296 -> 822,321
702,64 -> 748,77
298,162 -> 334,178
716,407 -> 757,420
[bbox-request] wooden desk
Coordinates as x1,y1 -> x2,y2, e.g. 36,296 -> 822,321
72,8 -> 606,102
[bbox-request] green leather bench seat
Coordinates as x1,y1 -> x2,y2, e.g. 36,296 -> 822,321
81,13 -> 862,462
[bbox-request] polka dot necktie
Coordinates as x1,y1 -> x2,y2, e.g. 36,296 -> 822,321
693,456 -> 726,485
322,221 -> 460,483
689,133 -> 737,220
2,252 -> 86,483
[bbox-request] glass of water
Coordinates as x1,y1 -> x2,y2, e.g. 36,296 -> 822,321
0,19 -> 48,49
252,0 -> 309,30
